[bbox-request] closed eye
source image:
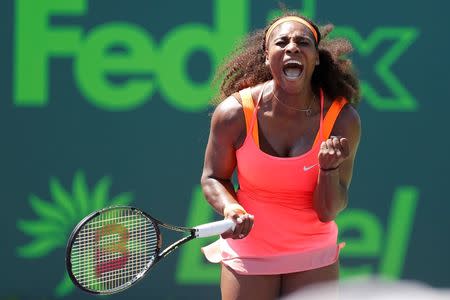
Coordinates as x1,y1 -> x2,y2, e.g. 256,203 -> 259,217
296,37 -> 313,47
274,38 -> 312,48
275,40 -> 287,47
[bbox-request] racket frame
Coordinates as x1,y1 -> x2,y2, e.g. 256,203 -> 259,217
65,206 -> 197,295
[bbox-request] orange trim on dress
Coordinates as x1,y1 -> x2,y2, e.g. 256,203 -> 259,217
239,89 -> 348,149
313,97 -> 348,146
239,88 -> 259,147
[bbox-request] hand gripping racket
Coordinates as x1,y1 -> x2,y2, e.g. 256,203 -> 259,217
65,206 -> 234,294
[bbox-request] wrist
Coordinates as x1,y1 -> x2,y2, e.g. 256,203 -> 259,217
223,203 -> 246,217
320,165 -> 340,174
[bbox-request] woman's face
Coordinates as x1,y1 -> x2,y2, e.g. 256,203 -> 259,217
266,21 -> 318,93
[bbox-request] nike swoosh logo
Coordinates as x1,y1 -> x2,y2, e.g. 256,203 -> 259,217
303,164 -> 318,171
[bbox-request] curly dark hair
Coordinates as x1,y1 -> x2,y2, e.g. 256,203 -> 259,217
212,12 -> 360,106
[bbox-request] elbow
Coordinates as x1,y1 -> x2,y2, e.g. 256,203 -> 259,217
313,202 -> 333,222
200,174 -> 208,186
315,199 -> 348,223
317,213 -> 336,223
201,174 -> 220,193
200,174 -> 212,190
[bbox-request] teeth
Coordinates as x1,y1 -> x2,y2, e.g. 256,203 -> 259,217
284,68 -> 301,78
283,60 -> 303,79
284,60 -> 302,66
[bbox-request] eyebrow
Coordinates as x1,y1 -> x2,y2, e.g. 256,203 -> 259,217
274,34 -> 314,42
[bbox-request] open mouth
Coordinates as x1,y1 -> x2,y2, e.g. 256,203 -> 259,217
282,60 -> 304,80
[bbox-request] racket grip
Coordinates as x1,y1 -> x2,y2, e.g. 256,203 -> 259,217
194,219 -> 235,238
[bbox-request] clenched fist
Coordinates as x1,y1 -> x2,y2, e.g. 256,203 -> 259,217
221,203 -> 254,240
318,136 -> 350,170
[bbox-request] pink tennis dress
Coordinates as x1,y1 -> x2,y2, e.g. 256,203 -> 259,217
202,87 -> 348,275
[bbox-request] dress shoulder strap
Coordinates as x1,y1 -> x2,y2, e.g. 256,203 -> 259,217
313,97 -> 348,145
239,88 -> 259,146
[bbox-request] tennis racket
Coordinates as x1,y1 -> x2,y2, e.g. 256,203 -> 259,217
65,206 -> 234,294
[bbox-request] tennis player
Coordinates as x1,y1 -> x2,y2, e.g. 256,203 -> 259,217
201,12 -> 361,300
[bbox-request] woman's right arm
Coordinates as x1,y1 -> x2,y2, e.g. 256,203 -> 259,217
201,96 -> 254,239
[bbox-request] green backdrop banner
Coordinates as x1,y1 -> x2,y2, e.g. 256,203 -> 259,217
1,0 -> 449,299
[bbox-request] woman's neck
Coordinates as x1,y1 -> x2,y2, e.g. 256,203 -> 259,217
269,80 -> 316,114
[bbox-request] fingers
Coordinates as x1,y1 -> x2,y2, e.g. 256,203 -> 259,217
340,137 -> 350,157
238,214 -> 254,238
319,136 -> 349,170
232,213 -> 254,239
332,136 -> 343,156
325,138 -> 334,155
222,209 -> 254,240
320,140 -> 328,151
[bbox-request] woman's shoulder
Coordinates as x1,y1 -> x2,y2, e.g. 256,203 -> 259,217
338,99 -> 360,126
332,98 -> 361,142
212,82 -> 267,126
210,94 -> 248,148
210,94 -> 246,140
213,94 -> 244,123
324,93 -> 360,125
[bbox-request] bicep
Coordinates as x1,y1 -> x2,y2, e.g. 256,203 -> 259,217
333,106 -> 362,189
202,99 -> 244,181
203,127 -> 236,181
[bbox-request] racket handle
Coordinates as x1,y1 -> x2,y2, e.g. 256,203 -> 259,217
194,219 -> 235,238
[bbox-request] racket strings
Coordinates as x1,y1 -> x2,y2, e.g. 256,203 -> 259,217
73,239 -> 158,283
72,234 -> 157,277
70,208 -> 159,292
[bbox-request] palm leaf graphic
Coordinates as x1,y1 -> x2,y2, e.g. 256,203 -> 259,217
73,171 -> 89,216
92,176 -> 111,209
29,194 -> 69,227
17,220 -> 65,237
17,171 -> 134,297
55,273 -> 75,298
17,238 -> 64,258
110,192 -> 133,206
50,177 -> 76,220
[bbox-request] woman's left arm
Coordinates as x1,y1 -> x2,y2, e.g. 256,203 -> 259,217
313,105 -> 361,222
